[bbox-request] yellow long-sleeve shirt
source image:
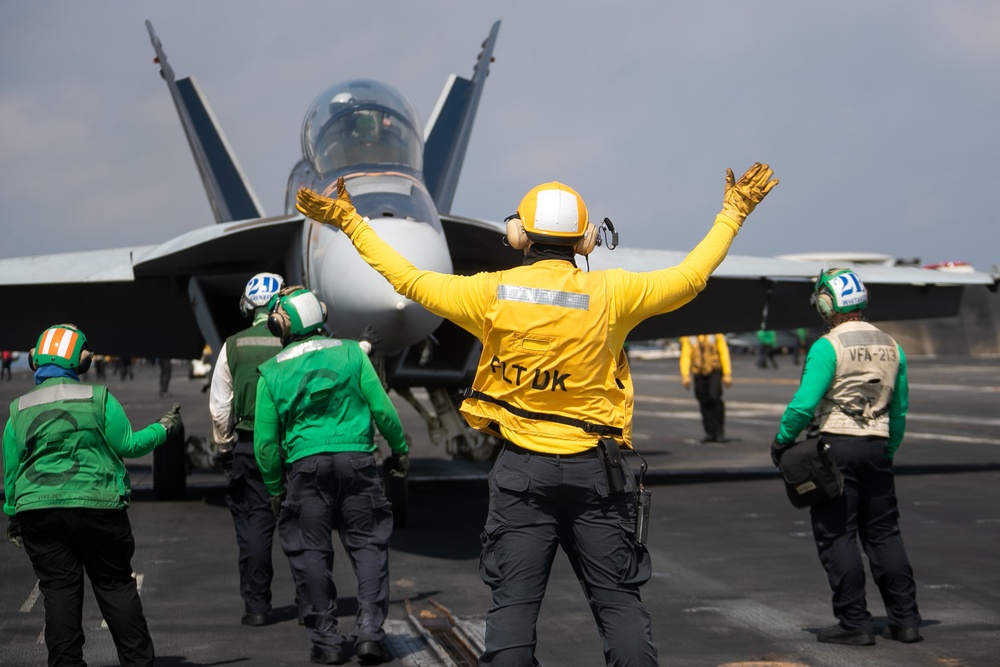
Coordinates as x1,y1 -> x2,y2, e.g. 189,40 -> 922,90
345,214 -> 738,351
341,212 -> 741,451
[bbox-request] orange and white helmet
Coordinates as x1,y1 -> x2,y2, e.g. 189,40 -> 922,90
29,324 -> 93,373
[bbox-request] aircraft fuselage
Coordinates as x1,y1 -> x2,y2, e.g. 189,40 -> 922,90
287,80 -> 455,353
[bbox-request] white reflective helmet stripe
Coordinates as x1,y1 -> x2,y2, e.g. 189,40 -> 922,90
533,189 -> 582,235
40,327 -> 78,361
288,292 -> 326,331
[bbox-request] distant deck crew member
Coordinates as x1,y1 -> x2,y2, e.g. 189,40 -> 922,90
3,324 -> 182,667
771,268 -> 922,646
679,333 -> 732,443
296,162 -> 778,665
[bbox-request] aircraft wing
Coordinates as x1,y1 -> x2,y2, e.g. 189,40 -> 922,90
0,215 -> 303,358
599,249 -> 995,338
441,213 -> 520,274
438,215 -> 997,337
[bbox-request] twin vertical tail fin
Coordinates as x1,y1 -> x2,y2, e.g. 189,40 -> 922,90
423,20 -> 501,215
146,20 -> 264,223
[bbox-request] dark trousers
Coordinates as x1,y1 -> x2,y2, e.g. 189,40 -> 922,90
479,446 -> 658,666
20,507 -> 154,667
756,344 -> 778,368
693,371 -> 725,440
278,452 -> 393,652
810,435 -> 921,633
226,438 -> 277,614
158,361 -> 172,396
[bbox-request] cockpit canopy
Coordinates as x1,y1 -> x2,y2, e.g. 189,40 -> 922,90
302,80 -> 423,177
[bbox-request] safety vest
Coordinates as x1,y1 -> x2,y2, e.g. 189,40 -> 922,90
7,381 -> 131,511
686,335 -> 723,374
257,337 -> 382,462
459,262 -> 631,454
226,322 -> 282,433
816,320 -> 899,438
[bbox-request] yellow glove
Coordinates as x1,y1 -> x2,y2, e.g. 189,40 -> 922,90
296,177 -> 365,235
719,162 -> 779,227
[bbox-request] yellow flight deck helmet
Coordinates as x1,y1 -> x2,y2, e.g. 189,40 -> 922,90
507,182 -> 594,252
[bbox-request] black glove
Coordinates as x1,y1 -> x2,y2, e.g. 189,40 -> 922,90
390,452 -> 410,479
360,324 -> 382,353
214,448 -> 234,480
269,493 -> 285,520
7,517 -> 23,548
771,437 -> 793,467
158,403 -> 183,438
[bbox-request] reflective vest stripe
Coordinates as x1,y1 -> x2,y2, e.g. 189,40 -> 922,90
497,284 -> 590,311
837,331 -> 896,347
16,384 -> 94,410
236,337 -> 282,348
276,338 -> 343,363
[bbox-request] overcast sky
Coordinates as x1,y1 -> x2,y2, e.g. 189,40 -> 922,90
2,1 -> 999,273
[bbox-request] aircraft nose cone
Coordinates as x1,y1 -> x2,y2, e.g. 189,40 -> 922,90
315,219 -> 453,354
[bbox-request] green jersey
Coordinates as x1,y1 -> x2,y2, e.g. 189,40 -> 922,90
254,336 -> 407,495
3,378 -> 166,515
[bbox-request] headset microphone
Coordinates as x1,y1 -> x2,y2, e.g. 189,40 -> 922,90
596,217 -> 619,250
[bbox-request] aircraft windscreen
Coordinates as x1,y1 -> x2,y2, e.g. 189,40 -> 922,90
303,80 -> 423,176
348,174 -> 440,228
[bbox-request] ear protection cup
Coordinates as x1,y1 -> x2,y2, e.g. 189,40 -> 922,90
506,217 -> 530,250
267,307 -> 292,339
573,223 -> 598,256
77,349 -> 93,374
28,348 -> 37,371
812,289 -> 835,319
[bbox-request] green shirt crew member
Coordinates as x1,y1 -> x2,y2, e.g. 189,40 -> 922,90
772,269 -> 922,647
3,324 -> 182,667
254,287 -> 407,666
756,328 -> 779,368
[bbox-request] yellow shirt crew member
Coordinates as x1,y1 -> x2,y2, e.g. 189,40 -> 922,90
297,165 -> 777,665
679,333 -> 732,442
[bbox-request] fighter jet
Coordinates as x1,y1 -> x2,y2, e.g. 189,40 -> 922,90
0,20 -> 994,502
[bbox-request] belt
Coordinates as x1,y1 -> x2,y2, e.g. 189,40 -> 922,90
503,442 -> 601,460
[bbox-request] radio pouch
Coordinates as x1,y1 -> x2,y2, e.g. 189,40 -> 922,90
597,439 -> 625,495
778,437 -> 844,508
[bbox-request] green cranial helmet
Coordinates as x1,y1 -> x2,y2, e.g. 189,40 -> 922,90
29,324 -> 91,372
812,268 -> 869,319
267,287 -> 328,339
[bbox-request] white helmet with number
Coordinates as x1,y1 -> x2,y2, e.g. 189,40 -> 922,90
240,272 -> 285,317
